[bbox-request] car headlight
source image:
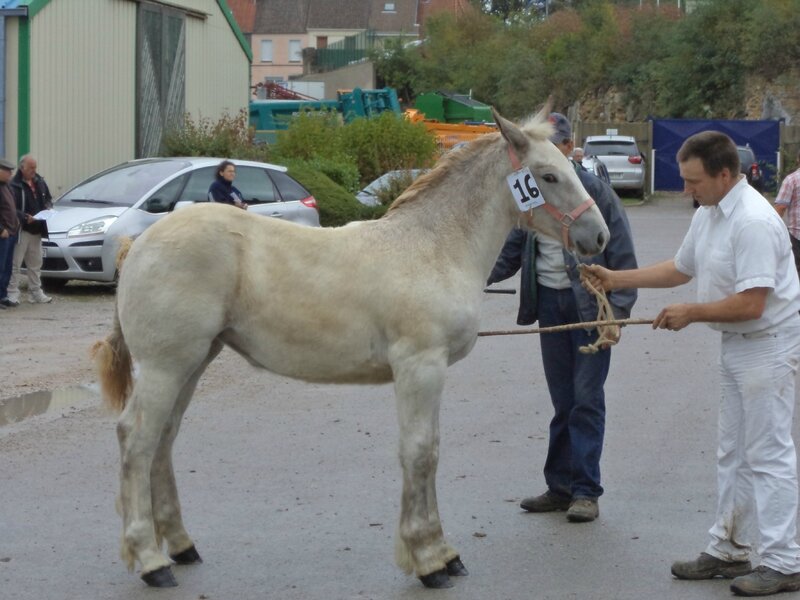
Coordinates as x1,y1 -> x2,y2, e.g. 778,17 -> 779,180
67,216 -> 118,238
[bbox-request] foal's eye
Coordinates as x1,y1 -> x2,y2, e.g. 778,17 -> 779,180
542,173 -> 557,183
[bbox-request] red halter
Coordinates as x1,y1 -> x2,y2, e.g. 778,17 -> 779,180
507,145 -> 596,249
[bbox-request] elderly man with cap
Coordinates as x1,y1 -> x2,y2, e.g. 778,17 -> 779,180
6,154 -> 52,305
487,112 -> 638,522
0,157 -> 21,309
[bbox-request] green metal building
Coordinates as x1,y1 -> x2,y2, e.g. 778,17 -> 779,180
0,0 -> 251,195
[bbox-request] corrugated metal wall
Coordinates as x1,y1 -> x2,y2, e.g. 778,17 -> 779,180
23,0 -> 248,196
184,0 -> 250,119
30,0 -> 136,196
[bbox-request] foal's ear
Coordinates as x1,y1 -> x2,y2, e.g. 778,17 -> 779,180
532,95 -> 554,123
492,107 -> 529,156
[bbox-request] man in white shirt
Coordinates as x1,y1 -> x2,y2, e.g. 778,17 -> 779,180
584,131 -> 800,597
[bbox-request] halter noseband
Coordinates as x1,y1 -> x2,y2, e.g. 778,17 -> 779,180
507,145 -> 596,249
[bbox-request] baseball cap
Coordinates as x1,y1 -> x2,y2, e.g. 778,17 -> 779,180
0,158 -> 14,171
548,112 -> 572,144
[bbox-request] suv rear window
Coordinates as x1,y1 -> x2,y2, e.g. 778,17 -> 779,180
585,141 -> 639,156
737,148 -> 755,165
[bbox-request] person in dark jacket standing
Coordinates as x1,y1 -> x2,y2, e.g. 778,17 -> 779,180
0,158 -> 20,309
208,160 -> 247,210
6,155 -> 52,305
487,113 -> 638,523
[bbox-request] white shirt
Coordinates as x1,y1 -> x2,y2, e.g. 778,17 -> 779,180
674,177 -> 800,333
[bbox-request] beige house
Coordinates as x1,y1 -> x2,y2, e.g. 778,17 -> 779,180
0,0 -> 251,196
250,0 -> 420,89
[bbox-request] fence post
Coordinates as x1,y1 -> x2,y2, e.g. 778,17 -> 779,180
650,149 -> 656,193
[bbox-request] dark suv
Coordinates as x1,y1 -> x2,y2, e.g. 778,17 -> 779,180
737,145 -> 764,192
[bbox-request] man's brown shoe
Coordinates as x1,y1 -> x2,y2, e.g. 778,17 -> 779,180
566,497 -> 599,522
671,552 -> 752,580
520,491 -> 571,512
730,566 -> 800,596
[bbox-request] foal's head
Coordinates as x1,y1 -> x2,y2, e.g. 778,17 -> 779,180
495,106 -> 609,257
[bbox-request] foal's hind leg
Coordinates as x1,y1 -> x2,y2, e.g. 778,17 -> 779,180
391,349 -> 462,589
117,354 -> 211,586
151,341 -> 223,567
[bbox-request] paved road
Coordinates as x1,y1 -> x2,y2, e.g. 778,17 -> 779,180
1,196 -> 791,600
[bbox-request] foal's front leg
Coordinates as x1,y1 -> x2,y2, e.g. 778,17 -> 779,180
392,349 -> 464,589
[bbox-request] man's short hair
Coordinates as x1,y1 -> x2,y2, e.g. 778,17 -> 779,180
676,131 -> 739,177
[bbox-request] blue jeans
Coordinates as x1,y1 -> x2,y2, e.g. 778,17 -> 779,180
538,285 -> 611,499
0,231 -> 17,299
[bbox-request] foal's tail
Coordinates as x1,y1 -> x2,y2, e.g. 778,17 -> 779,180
91,237 -> 135,413
92,307 -> 133,413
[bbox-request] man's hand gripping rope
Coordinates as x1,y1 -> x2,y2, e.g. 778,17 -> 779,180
478,265 -> 653,348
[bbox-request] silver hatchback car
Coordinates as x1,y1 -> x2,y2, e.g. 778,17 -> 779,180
39,157 -> 319,285
583,135 -> 645,196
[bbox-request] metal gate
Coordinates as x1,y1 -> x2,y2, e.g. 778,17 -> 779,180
652,119 -> 781,191
137,3 -> 186,158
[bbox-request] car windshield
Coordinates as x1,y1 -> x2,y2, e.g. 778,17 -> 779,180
585,141 -> 638,156
57,160 -> 191,207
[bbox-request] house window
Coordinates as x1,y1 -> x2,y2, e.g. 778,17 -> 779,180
289,39 -> 302,62
260,40 -> 273,62
383,2 -> 396,12
316,36 -> 328,49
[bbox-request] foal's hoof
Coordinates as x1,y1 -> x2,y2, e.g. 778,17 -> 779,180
170,545 -> 203,564
141,566 -> 178,587
446,556 -> 469,577
419,568 -> 453,589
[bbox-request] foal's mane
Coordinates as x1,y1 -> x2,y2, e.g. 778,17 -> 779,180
386,115 -> 553,213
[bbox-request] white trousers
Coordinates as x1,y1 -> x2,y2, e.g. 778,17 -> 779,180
7,230 -> 43,299
706,319 -> 800,574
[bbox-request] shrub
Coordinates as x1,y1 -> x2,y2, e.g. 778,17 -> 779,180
341,112 -> 437,185
283,160 -> 384,227
276,110 -> 437,187
373,170 -> 419,206
163,110 -> 269,161
274,154 -> 360,193
272,109 -> 344,161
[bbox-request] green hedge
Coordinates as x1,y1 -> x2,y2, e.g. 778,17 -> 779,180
283,160 -> 386,227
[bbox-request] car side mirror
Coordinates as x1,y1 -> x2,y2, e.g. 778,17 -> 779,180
143,197 -> 169,214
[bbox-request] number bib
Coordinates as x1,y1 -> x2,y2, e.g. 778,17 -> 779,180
506,167 -> 545,212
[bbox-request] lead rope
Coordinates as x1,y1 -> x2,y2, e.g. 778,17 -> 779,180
479,264 -> 653,347
576,264 -> 620,354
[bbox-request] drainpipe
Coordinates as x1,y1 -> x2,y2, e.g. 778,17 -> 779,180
0,15 -> 5,157
0,7 -> 27,159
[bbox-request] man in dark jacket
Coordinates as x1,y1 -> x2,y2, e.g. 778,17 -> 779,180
0,158 -> 20,308
6,155 -> 52,304
487,113 -> 638,522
